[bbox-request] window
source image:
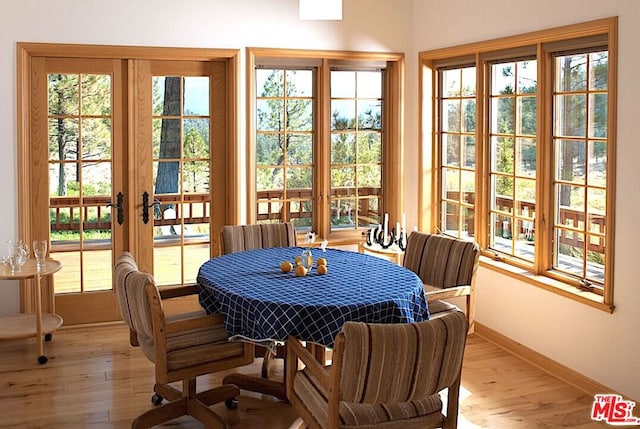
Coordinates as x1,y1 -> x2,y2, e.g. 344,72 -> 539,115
420,18 -> 617,311
248,49 -> 404,242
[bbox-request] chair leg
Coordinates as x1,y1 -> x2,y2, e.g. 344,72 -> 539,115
187,397 -> 229,428
132,397 -> 188,429
196,384 -> 240,406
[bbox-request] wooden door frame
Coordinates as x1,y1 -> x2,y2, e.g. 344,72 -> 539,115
16,42 -> 240,314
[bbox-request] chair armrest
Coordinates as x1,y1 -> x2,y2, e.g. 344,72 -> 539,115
286,336 -> 330,388
165,312 -> 225,335
425,285 -> 471,302
159,284 -> 199,299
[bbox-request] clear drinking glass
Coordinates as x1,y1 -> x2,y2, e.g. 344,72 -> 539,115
33,240 -> 48,270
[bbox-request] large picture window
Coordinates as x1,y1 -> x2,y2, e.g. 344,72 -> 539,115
420,18 -> 617,311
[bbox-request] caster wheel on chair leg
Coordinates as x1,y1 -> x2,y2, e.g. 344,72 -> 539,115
38,355 -> 48,365
225,398 -> 238,409
44,333 -> 53,342
151,393 -> 164,406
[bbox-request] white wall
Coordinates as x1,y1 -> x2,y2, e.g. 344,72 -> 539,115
0,1 -> 415,306
413,0 -> 640,401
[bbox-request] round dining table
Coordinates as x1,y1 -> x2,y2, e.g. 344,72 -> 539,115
197,247 -> 429,349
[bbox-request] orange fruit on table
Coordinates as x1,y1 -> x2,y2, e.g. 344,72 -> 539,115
295,265 -> 308,277
280,260 -> 293,273
317,257 -> 327,266
317,264 -> 328,275
295,256 -> 302,266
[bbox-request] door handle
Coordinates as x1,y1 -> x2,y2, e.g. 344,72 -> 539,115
142,191 -> 161,225
106,192 -> 125,225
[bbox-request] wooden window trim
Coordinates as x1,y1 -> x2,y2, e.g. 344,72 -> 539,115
418,17 -> 617,311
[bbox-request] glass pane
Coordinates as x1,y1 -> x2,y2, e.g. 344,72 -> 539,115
184,77 -> 209,116
554,94 -> 586,137
153,76 -> 181,116
442,201 -> 459,235
356,134 -> 380,165
49,163 -> 80,197
589,52 -> 608,90
257,99 -> 284,131
331,100 -> 356,130
256,69 -> 284,97
556,183 -> 584,215
154,118 -> 181,159
442,69 -> 461,97
463,136 -> 476,168
491,213 -> 513,251
286,70 -> 313,97
515,178 -> 535,206
257,167 -> 284,191
49,118 -> 79,161
588,93 -> 607,138
289,199 -> 313,223
286,134 -> 313,165
514,218 -> 535,260
154,246 -> 182,287
183,243 -> 210,284
494,176 -> 514,203
287,99 -> 313,131
356,71 -> 381,98
81,118 -> 111,160
555,139 -> 585,184
52,251 -> 81,293
357,100 -> 381,130
331,134 -> 355,164
461,99 -> 476,132
48,74 -> 79,115
442,167 -> 460,196
332,71 -> 356,98
461,206 -> 474,238
587,140 -> 607,187
257,134 -> 283,166
332,198 -> 356,227
359,196 -> 381,226
587,188 -> 606,216
517,96 -> 537,135
554,228 -> 584,277
556,55 -> 587,92
357,165 -> 381,187
184,119 -> 210,159
83,250 -> 112,292
331,167 -> 355,188
461,170 -> 475,202
81,74 -> 111,116
82,162 -> 111,196
183,161 -> 209,193
461,67 -> 476,96
515,138 -> 536,177
491,62 -> 515,96
491,97 -> 514,134
82,207 -> 111,241
517,61 -> 537,94
286,167 -> 312,189
492,137 -> 514,174
154,161 -> 182,194
442,100 -> 461,132
443,134 -> 460,167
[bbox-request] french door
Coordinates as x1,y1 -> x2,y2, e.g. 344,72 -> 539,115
19,45 -> 236,325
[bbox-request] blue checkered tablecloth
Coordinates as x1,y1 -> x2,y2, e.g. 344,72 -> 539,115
197,247 -> 429,348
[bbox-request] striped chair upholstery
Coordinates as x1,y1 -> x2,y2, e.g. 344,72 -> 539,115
403,232 -> 480,328
114,252 -> 254,428
220,222 -> 297,255
286,311 -> 469,429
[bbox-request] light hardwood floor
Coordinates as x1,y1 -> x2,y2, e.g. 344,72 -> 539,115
0,323 -> 608,429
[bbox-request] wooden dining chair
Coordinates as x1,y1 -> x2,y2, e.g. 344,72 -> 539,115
114,252 -> 254,428
403,232 -> 480,330
219,222 -> 301,381
286,310 -> 469,429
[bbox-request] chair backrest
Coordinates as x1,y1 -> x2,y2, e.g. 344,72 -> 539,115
114,252 -> 157,350
336,311 -> 468,404
220,222 -> 297,255
403,232 -> 480,289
